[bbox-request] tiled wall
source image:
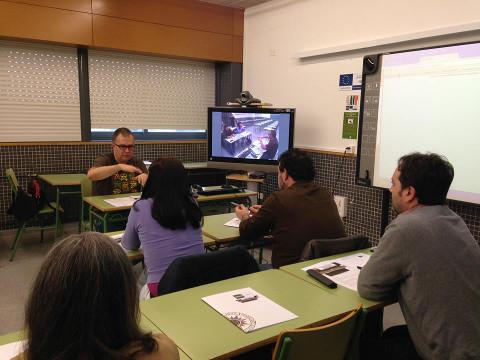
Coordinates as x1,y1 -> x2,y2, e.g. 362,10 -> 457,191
2,146 -> 480,244
259,151 -> 480,244
0,142 -> 207,230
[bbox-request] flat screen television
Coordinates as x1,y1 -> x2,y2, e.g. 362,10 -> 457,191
207,107 -> 295,172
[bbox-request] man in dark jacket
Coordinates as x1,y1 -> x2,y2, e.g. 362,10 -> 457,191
235,148 -> 346,268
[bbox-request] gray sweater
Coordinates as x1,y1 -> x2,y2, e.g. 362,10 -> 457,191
358,205 -> 480,360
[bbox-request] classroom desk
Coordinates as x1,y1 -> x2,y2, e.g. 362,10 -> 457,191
140,314 -> 191,360
0,330 -> 22,346
106,230 -> 144,262
140,269 -> 362,360
0,316 -> 191,360
197,189 -> 257,207
105,231 -> 216,262
38,173 -> 86,236
202,212 -> 239,245
84,193 -> 140,232
184,162 -> 207,169
84,191 -> 257,233
279,249 -> 384,311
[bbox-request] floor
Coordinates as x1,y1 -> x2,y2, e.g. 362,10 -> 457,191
0,223 -> 405,336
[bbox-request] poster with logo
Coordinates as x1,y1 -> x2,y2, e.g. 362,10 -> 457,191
342,112 -> 359,139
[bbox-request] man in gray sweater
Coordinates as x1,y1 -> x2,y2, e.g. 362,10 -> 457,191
358,153 -> 480,360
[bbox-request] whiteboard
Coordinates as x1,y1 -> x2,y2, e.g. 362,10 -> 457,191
357,41 -> 480,204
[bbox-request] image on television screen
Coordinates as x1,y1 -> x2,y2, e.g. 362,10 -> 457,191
211,111 -> 291,161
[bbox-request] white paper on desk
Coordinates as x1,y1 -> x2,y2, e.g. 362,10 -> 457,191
104,196 -> 138,207
302,253 -> 370,292
202,287 -> 297,333
0,340 -> 24,360
224,217 -> 241,228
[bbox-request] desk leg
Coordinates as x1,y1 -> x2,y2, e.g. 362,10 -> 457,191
103,213 -> 108,233
78,195 -> 82,233
54,187 -> 61,239
89,205 -> 93,231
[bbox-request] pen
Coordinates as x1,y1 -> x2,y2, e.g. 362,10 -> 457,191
231,202 -> 252,213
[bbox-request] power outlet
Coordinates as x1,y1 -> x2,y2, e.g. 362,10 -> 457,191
334,195 -> 347,218
346,146 -> 356,154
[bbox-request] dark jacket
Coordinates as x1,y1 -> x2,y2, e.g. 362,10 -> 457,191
239,181 -> 346,268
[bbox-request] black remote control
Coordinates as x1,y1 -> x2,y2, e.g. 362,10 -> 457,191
306,269 -> 337,288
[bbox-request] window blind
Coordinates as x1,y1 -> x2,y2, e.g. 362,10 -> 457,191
89,50 -> 215,131
0,41 -> 81,142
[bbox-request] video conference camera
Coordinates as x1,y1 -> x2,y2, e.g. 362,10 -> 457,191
235,91 -> 261,105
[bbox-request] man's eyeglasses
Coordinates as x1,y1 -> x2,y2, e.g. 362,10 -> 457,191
114,143 -> 135,151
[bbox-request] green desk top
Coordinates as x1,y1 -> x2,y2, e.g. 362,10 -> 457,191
106,230 -> 144,261
105,231 -> 216,257
0,317 -> 190,360
141,269 -> 362,360
280,249 -> 383,311
196,189 -> 257,203
0,330 -> 23,346
83,193 -> 141,212
38,173 -> 86,186
202,212 -> 239,243
84,191 -> 257,213
140,315 -> 191,360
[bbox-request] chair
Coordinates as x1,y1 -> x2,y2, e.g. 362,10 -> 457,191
300,235 -> 370,261
245,235 -> 273,264
80,175 -> 92,232
5,168 -> 63,261
272,304 -> 366,360
299,234 -> 383,354
156,245 -> 259,296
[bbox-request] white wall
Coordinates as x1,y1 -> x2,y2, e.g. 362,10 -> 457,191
243,0 -> 480,152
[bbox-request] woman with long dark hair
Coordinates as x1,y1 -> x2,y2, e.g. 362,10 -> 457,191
13,232 -> 179,360
122,157 -> 203,298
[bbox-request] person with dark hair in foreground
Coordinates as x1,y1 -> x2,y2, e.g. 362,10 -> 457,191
358,152 -> 480,360
88,127 -> 148,195
13,232 -> 179,360
122,158 -> 204,298
235,148 -> 345,268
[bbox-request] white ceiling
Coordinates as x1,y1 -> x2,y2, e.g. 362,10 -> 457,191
199,0 -> 271,9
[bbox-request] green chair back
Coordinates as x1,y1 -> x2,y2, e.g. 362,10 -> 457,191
81,175 -> 92,197
5,168 -> 20,195
273,304 -> 365,360
80,175 -> 92,231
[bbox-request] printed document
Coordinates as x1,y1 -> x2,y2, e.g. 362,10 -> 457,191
104,195 -> 139,207
0,340 -> 24,359
302,253 -> 370,291
224,217 -> 241,228
202,287 -> 297,333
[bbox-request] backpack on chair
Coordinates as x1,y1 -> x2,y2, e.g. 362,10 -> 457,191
7,176 -> 52,221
